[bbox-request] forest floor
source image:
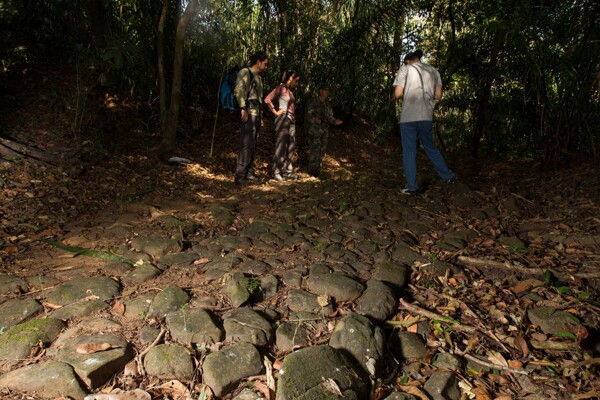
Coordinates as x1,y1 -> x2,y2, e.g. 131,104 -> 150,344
1,64 -> 600,399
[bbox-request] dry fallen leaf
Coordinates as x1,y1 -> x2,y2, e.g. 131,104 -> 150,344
474,386 -> 492,400
488,374 -> 510,385
76,342 -> 114,354
42,301 -> 63,309
322,377 -> 342,396
397,385 -> 430,400
494,396 -> 513,400
112,301 -> 126,315
83,389 -> 151,400
317,295 -> 330,307
159,380 -> 191,397
514,335 -> 530,357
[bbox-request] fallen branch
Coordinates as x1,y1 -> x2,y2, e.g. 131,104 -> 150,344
137,328 -> 166,376
557,357 -> 600,372
0,137 -> 55,165
399,298 -> 477,334
457,256 -> 543,277
458,255 -> 600,281
463,353 -> 529,375
399,299 -> 509,352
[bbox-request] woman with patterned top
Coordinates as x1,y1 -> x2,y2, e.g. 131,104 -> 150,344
264,70 -> 300,181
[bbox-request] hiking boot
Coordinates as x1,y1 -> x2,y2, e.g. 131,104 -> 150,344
246,173 -> 258,181
445,176 -> 457,184
273,174 -> 284,182
234,176 -> 247,185
400,188 -> 417,195
308,169 -> 320,178
283,173 -> 299,180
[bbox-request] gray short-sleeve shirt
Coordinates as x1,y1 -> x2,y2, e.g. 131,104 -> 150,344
393,62 -> 442,123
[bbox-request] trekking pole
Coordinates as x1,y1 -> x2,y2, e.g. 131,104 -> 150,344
210,63 -> 229,157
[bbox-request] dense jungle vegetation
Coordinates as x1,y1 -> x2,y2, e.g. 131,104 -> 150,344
1,0 -> 599,165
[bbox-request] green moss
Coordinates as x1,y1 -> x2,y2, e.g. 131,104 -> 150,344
1,318 -> 65,346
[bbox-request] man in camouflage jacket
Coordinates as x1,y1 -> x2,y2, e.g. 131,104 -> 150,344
305,84 -> 342,177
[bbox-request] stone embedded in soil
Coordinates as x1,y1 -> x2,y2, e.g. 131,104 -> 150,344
223,272 -> 254,307
389,331 -> 427,361
0,317 -> 66,360
26,275 -> 60,290
211,204 -> 235,227
147,285 -> 190,317
140,326 -> 161,345
0,298 -> 43,329
498,236 -> 526,250
0,360 -> 88,400
159,251 -> 199,267
423,370 -> 461,400
123,294 -> 154,320
371,262 -> 410,293
129,236 -> 182,258
276,345 -> 370,400
124,262 -> 162,284
237,259 -> 270,275
305,272 -> 365,302
527,306 -> 578,335
329,312 -> 385,377
51,299 -> 108,320
282,268 -> 307,288
432,353 -> 463,371
233,388 -> 265,400
355,280 -> 398,321
285,289 -> 334,314
259,274 -> 279,299
223,307 -> 274,346
390,242 -> 424,265
0,274 -> 28,295
276,321 -> 310,352
202,342 -> 263,397
219,235 -> 253,251
45,276 -> 121,306
384,393 -> 418,400
143,344 -> 195,380
166,307 -> 223,346
56,333 -> 134,389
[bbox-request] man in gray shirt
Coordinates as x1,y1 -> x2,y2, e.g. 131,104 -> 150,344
393,49 -> 455,195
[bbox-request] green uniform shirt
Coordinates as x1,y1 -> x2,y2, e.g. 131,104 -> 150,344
234,68 -> 263,117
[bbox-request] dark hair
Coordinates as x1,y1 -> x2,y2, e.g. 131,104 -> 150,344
250,51 -> 268,66
281,70 -> 299,83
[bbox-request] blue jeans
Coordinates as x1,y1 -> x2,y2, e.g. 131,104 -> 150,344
400,120 -> 454,191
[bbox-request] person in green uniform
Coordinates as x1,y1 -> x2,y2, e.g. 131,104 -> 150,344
305,84 -> 342,177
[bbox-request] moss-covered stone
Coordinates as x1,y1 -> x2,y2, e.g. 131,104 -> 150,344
0,318 -> 66,360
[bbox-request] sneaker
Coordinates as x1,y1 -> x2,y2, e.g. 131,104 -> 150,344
246,173 -> 258,181
283,173 -> 299,180
400,188 -> 417,195
273,174 -> 285,182
445,176 -> 456,184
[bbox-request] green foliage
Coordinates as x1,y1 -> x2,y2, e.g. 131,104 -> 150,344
2,0 -> 597,162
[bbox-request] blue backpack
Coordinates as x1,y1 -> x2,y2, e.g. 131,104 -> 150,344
220,67 -> 239,112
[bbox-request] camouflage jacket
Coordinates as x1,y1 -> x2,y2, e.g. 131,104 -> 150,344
306,96 -> 336,132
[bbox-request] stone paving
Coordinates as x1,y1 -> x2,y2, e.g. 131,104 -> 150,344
0,176 -> 597,399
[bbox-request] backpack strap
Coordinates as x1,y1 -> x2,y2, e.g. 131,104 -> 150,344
245,67 -> 257,107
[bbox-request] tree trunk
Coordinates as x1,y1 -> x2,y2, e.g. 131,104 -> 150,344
83,0 -> 109,48
158,0 -> 199,158
275,0 -> 286,73
157,0 -> 169,132
471,31 -> 501,159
